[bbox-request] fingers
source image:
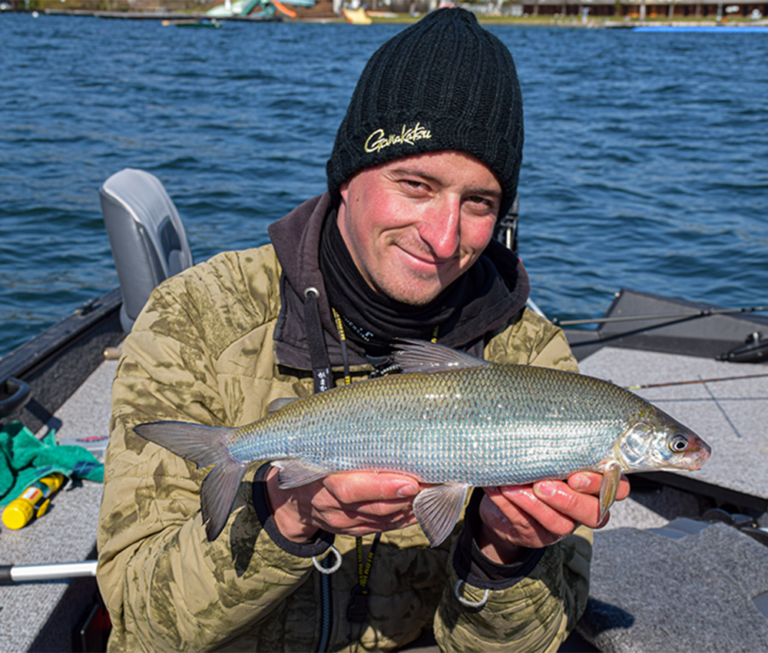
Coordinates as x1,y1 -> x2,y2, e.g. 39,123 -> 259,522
481,490 -> 560,543
268,469 -> 422,542
566,471 -> 631,501
525,473 -> 629,529
315,473 -> 421,535
488,485 -> 577,539
322,471 -> 419,505
531,480 -> 602,529
479,472 -> 633,555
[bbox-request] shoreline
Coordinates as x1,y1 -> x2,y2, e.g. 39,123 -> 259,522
5,7 -> 768,26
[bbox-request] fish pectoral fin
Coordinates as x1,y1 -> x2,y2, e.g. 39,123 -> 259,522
267,397 -> 301,413
413,483 -> 470,548
393,339 -> 491,374
273,458 -> 333,489
598,462 -> 622,523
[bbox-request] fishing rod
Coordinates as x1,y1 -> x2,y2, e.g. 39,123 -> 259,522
627,372 -> 768,391
0,560 -> 97,584
553,305 -> 768,327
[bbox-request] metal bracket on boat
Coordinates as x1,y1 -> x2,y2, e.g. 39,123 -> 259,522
0,376 -> 31,419
717,331 -> 768,363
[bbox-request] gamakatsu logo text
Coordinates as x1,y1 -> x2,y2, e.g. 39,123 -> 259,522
364,123 -> 432,153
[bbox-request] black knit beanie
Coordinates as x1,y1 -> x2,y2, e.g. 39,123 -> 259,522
326,7 -> 523,219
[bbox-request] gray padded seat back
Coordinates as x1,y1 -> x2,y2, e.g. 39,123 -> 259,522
100,168 -> 193,333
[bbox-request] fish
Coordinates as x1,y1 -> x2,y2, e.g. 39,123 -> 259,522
134,339 -> 711,545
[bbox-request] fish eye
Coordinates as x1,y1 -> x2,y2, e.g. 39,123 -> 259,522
669,434 -> 689,453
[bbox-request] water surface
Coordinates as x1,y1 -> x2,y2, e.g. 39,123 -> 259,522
1,14 -> 766,356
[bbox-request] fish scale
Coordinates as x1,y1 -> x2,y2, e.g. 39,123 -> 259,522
134,339 -> 710,544
228,365 -> 647,487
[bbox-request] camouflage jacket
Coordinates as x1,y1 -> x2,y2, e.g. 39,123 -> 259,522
97,239 -> 592,652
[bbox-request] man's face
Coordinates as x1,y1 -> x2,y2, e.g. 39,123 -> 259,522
337,150 -> 501,306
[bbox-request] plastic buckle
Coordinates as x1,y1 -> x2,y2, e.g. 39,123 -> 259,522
347,584 -> 370,623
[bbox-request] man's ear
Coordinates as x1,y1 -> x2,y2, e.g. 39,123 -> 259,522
338,180 -> 350,204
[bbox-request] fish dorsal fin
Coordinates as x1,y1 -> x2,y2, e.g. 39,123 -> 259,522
273,458 -> 333,489
393,339 -> 491,374
267,397 -> 301,413
413,483 -> 470,547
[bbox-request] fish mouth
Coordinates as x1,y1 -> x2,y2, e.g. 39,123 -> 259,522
678,438 -> 712,470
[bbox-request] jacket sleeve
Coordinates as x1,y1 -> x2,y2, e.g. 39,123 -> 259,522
96,271 -> 328,652
433,308 -> 591,652
435,526 -> 592,652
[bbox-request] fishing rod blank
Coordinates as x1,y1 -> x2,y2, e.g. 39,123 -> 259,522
627,372 -> 768,390
0,560 -> 97,584
554,305 -> 768,327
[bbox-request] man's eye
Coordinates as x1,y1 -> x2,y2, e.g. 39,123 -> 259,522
467,196 -> 494,208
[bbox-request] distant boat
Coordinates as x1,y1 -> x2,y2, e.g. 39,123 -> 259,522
206,0 -> 313,18
342,6 -> 371,23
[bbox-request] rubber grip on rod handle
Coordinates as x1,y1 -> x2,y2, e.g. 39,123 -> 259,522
0,565 -> 14,585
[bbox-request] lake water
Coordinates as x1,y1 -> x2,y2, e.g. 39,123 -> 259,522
1,13 -> 767,357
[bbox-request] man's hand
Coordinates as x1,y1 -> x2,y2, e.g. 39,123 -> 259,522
266,467 -> 421,543
477,472 -> 631,564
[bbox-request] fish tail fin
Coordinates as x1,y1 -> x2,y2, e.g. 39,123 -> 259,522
200,459 -> 248,541
134,421 -> 237,468
134,421 -> 247,541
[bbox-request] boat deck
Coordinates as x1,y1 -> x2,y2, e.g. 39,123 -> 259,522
0,360 -> 116,652
578,346 -> 768,651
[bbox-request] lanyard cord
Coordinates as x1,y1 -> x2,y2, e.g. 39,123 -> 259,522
332,307 -> 352,386
356,533 -> 381,589
332,306 -> 382,647
330,307 -> 439,649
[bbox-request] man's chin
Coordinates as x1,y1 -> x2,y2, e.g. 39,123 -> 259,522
371,278 -> 451,307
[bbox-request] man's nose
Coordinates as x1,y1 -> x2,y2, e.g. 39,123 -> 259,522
418,198 -> 461,260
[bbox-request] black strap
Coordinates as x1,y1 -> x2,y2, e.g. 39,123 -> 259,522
302,287 -> 335,653
303,287 -> 332,394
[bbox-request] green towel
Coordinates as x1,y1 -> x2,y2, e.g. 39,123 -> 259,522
0,421 -> 104,507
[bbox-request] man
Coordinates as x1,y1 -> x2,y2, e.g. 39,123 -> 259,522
97,8 -> 628,652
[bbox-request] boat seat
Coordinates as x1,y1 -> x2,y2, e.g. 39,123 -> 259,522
100,168 -> 193,333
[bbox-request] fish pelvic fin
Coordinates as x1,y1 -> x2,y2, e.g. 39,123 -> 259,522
133,421 -> 246,541
599,461 -> 623,523
413,483 -> 470,547
273,458 -> 334,489
393,339 -> 491,374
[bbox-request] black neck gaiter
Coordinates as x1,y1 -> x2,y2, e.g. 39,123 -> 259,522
319,210 -> 525,358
